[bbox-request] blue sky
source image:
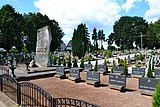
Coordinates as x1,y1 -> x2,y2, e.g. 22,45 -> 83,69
0,0 -> 160,48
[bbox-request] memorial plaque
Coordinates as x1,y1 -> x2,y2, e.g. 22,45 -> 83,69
69,68 -> 80,79
56,67 -> 65,76
86,71 -> 100,82
109,74 -> 126,87
139,77 -> 158,91
84,64 -> 92,71
35,26 -> 52,67
97,64 -> 107,73
113,66 -> 124,74
154,69 -> 160,79
132,67 -> 145,76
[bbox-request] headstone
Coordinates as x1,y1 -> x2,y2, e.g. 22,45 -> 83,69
35,26 -> 52,67
139,77 -> 158,95
97,64 -> 108,74
86,71 -> 100,87
84,64 -> 92,71
69,68 -> 81,79
154,69 -> 160,79
132,67 -> 145,77
112,66 -> 124,74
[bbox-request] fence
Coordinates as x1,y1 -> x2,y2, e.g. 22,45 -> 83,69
0,67 -> 99,107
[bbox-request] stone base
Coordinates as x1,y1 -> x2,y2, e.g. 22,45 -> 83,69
86,80 -> 100,87
132,75 -> 143,78
55,74 -> 66,79
139,89 -> 154,96
109,85 -> 125,92
68,77 -> 81,83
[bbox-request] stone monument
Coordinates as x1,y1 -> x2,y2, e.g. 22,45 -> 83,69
35,26 -> 52,67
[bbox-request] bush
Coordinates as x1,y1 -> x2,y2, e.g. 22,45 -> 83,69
58,56 -> 61,65
118,58 -> 124,66
80,57 -> 84,68
62,58 -> 66,66
152,81 -> 160,107
94,60 -> 98,72
53,55 -> 57,65
123,58 -> 128,75
111,60 -> 116,73
67,55 -> 72,67
104,59 -> 108,72
104,50 -> 112,57
88,57 -> 91,64
147,59 -> 153,78
73,57 -> 78,67
137,52 -> 144,61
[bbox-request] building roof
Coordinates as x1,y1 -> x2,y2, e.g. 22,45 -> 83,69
66,40 -> 72,47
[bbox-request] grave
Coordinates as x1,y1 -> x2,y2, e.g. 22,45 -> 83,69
35,26 -> 52,67
132,67 -> 145,78
68,68 -> 81,82
139,77 -> 158,95
86,71 -> 100,87
84,64 -> 92,71
154,69 -> 160,79
55,67 -> 66,79
97,64 -> 108,75
109,74 -> 126,91
112,66 -> 124,74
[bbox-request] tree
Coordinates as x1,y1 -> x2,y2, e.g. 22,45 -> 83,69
73,57 -> 78,67
147,59 -> 153,78
123,58 -> 128,75
72,23 -> 90,58
80,57 -> 84,68
92,28 -> 98,50
104,59 -> 108,72
152,81 -> 160,107
111,60 -> 116,73
0,4 -> 25,51
58,56 -> 61,65
67,55 -> 72,67
53,55 -> 57,65
63,58 -> 66,66
94,59 -> 98,72
98,30 -> 105,49
108,16 -> 148,50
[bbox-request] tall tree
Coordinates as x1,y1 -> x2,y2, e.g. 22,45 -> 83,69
108,16 -> 148,50
72,23 -> 90,58
92,28 -> 98,50
98,30 -> 105,49
0,4 -> 25,51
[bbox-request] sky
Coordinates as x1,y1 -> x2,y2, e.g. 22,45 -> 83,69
0,0 -> 160,48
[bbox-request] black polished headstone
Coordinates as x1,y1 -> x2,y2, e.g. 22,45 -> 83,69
109,74 -> 126,87
139,77 -> 158,91
132,67 -> 145,76
97,64 -> 107,73
154,69 -> 160,79
112,66 -> 124,74
69,68 -> 80,79
86,71 -> 100,82
56,67 -> 65,76
84,64 -> 92,71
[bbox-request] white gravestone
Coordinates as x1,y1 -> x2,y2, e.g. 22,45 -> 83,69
35,26 -> 52,67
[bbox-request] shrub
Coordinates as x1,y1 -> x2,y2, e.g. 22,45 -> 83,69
67,55 -> 72,67
80,57 -> 84,68
88,57 -> 91,64
58,56 -> 61,65
111,60 -> 116,73
104,59 -> 108,72
73,57 -> 78,67
152,81 -> 160,107
118,59 -> 124,66
137,52 -> 144,61
123,58 -> 128,75
53,55 -> 57,65
94,60 -> 98,72
147,59 -> 153,78
63,58 -> 66,66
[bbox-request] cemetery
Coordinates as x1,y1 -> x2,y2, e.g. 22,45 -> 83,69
0,4 -> 160,107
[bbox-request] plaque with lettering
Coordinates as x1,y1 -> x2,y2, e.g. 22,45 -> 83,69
86,71 -> 100,82
112,66 -> 124,74
97,64 -> 107,73
109,74 -> 126,87
84,64 -> 92,71
139,77 -> 158,91
56,67 -> 65,76
132,67 -> 145,76
69,68 -> 80,79
154,69 -> 160,79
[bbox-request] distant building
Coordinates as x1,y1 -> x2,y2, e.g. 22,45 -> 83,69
60,41 -> 66,51
65,40 -> 72,52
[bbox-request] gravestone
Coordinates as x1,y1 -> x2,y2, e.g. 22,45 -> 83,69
132,67 -> 145,77
55,67 -> 66,79
154,69 -> 160,79
139,77 -> 158,95
35,26 -> 52,67
97,64 -> 108,74
112,66 -> 124,74
86,71 -> 100,87
84,64 -> 92,71
109,74 -> 126,91
69,68 -> 81,82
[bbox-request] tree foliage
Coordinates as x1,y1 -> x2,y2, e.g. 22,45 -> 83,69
72,23 -> 90,58
147,59 -> 153,78
108,16 -> 148,50
152,81 -> 160,107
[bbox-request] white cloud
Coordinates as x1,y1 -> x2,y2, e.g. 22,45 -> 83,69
144,0 -> 160,22
122,0 -> 142,12
34,0 -> 121,43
